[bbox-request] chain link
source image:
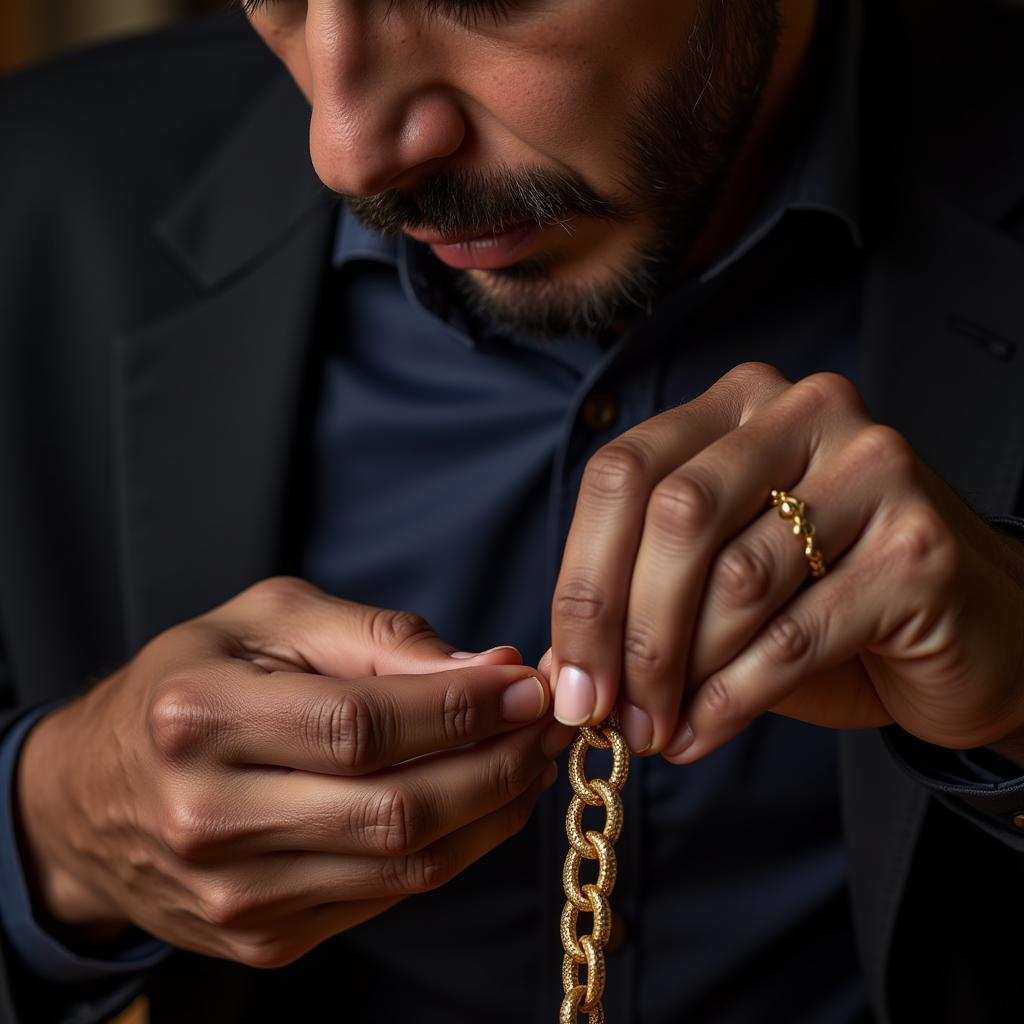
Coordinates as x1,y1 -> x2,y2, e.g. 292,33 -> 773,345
771,489 -> 826,577
559,711 -> 630,1023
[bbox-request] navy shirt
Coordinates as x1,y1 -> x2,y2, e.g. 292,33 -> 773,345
2,3 -> 1023,1020
296,7 -> 868,1022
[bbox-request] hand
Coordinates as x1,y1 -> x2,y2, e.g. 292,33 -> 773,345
545,363 -> 1024,762
17,577 -> 561,967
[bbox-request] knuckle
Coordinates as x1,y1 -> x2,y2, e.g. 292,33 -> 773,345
623,623 -> 669,676
491,742 -> 531,800
367,784 -> 424,856
368,607 -> 436,651
390,844 -> 457,894
795,372 -> 864,416
703,673 -> 736,717
197,879 -> 258,929
158,799 -> 229,861
887,507 -> 959,586
851,424 -> 916,479
647,472 -> 717,543
725,361 -> 786,388
762,615 -> 812,666
148,679 -> 225,761
553,576 -> 610,627
233,934 -> 302,970
440,681 -> 478,744
718,362 -> 788,415
243,575 -> 318,611
303,692 -> 383,774
581,440 -> 652,503
714,544 -> 772,609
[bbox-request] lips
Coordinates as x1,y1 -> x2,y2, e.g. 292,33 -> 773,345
404,222 -> 544,270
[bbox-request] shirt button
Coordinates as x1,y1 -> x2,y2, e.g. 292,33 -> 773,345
581,391 -> 619,432
1013,813 -> 1024,830
606,910 -> 629,953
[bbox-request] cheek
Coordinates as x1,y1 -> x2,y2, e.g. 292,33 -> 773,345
455,1 -> 696,182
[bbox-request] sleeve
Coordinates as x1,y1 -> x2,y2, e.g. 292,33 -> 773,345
0,704 -> 170,1023
882,726 -> 1024,851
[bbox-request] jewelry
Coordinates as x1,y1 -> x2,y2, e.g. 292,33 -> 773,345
560,711 -> 630,1023
770,489 -> 826,578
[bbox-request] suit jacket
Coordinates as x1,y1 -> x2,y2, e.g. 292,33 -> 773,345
1,2 -> 1023,1021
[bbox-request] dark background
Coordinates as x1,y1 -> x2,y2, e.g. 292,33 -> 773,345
1,0 -> 225,75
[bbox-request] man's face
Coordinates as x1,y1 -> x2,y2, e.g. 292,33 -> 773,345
246,0 -> 781,336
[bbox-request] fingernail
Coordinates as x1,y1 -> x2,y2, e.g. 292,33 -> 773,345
450,645 -> 521,659
664,721 -> 695,760
554,665 -> 595,726
621,703 -> 653,753
501,677 -> 546,722
543,762 -> 559,788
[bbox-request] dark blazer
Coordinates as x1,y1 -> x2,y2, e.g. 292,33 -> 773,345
1,2 -> 1023,1021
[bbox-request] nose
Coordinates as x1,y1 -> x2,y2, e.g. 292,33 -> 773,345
305,5 -> 467,197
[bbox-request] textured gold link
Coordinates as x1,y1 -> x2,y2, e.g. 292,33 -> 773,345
561,885 -> 612,962
559,713 -> 629,1023
771,489 -> 827,578
560,986 -> 606,1024
562,832 -> 618,912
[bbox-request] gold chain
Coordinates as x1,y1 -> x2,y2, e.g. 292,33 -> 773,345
559,711 -> 630,1023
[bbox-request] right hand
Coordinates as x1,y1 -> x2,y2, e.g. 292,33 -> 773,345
17,577 -> 565,968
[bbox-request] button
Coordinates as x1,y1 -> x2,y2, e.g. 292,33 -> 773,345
581,392 -> 619,432
605,910 -> 629,954
1013,813 -> 1024,831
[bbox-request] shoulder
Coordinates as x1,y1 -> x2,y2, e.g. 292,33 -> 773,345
0,15 -> 283,227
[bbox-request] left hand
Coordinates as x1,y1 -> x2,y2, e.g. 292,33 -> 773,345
542,363 -> 1024,762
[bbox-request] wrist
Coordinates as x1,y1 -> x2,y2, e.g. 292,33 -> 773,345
15,700 -> 131,938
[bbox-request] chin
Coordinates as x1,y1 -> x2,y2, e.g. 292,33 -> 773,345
457,253 -> 654,339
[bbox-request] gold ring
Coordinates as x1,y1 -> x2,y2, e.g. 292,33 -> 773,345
770,489 -> 826,578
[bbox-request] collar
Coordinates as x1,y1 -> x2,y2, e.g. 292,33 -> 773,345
700,0 -> 863,283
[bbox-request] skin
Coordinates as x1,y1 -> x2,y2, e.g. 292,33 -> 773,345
257,0 -> 815,334
20,580 -> 566,963
16,0 -> 1024,969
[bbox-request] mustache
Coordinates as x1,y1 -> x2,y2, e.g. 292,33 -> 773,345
344,165 -> 632,238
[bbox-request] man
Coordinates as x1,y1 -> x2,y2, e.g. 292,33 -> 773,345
1,0 -> 1023,1021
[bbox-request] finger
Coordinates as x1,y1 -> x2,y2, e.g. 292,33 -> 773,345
149,663 -> 550,775
207,576 -> 523,679
173,720 -> 556,859
619,373 -> 870,753
193,767 -> 557,923
211,896 -> 403,969
662,521 -> 927,764
302,765 -> 556,900
688,422 -> 899,689
550,364 -> 789,730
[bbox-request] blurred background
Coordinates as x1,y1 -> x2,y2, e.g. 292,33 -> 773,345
6,0 -> 1024,75
0,0 -> 225,75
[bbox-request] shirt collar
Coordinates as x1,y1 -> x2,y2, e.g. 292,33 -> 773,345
699,0 -> 863,283
789,0 -> 863,247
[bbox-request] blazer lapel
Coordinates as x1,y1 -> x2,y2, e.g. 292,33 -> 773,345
115,72 -> 338,650
848,95 -> 1024,1019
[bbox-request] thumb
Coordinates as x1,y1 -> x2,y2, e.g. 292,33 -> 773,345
537,647 -> 554,683
214,577 -> 522,679
381,637 -> 524,676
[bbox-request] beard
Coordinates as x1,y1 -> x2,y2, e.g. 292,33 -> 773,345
346,0 -> 781,339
